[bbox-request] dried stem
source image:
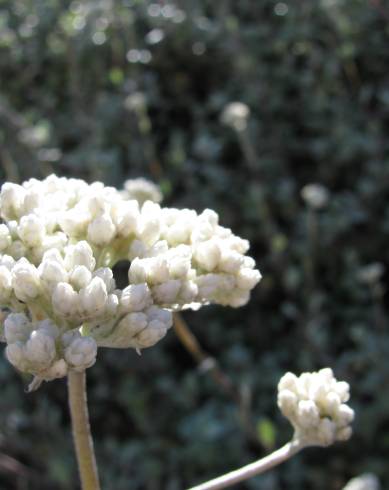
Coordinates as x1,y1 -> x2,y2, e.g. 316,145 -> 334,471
173,313 -> 261,447
68,370 -> 100,490
187,439 -> 306,490
174,313 -> 241,402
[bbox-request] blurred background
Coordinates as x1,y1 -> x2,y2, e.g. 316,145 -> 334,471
1,0 -> 389,488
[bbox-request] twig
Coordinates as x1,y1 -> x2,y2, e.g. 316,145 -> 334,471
174,313 -> 240,402
173,313 -> 261,447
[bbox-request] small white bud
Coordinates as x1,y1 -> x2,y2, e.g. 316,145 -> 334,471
297,400 -> 320,429
78,277 -> 107,317
59,208 -> 91,236
336,404 -> 355,426
12,259 -> 41,302
135,319 -> 168,348
168,251 -> 191,278
87,213 -> 116,245
0,265 -> 12,302
194,240 -> 221,272
120,283 -> 152,312
40,359 -> 68,380
6,342 -> 25,369
315,418 -> 336,446
111,200 -> 140,237
128,258 -> 147,283
236,268 -> 262,290
18,214 -> 46,247
123,178 -> 162,205
7,240 -> 27,260
277,389 -> 298,416
113,312 -> 149,347
64,241 -> 96,271
39,259 -> 69,288
0,183 -> 25,220
4,313 -> 32,343
93,268 -> 115,293
0,254 -> 15,270
70,266 -> 92,290
152,280 -> 181,304
138,202 -> 161,245
24,330 -> 56,369
0,224 -> 12,251
64,335 -> 97,370
128,239 -> 147,260
52,282 -> 79,317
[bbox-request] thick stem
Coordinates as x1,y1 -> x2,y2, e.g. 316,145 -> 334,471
187,439 -> 305,490
68,370 -> 101,490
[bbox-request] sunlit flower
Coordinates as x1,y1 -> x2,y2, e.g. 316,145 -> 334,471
0,175 -> 261,385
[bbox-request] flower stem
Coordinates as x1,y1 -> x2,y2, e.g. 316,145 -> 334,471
187,439 -> 305,490
68,370 -> 100,490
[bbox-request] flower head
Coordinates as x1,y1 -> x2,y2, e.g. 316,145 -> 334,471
221,102 -> 250,131
278,368 -> 354,446
0,175 -> 261,385
301,183 -> 329,210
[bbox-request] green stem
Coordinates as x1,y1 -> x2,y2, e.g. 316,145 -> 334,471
68,370 -> 100,490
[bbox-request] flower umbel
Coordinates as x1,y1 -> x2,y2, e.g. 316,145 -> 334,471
278,368 -> 354,446
0,175 -> 261,385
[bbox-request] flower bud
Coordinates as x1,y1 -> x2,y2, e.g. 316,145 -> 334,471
39,259 -> 69,289
123,178 -> 162,205
64,334 -> 97,370
78,277 -> 107,317
4,313 -> 32,343
194,240 -> 221,271
12,259 -> 41,302
87,213 -> 116,246
0,265 -> 12,302
18,214 -> 46,247
70,266 -> 92,290
0,183 -> 25,220
93,268 -> 115,293
24,330 -> 56,369
111,200 -> 140,237
120,283 -> 152,312
64,241 -> 96,271
0,224 -> 12,251
52,282 -> 79,317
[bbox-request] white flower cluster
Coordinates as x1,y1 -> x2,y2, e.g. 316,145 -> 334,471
301,183 -> 329,210
0,175 -> 260,384
4,313 -> 96,380
343,474 -> 380,490
277,368 -> 354,446
221,102 -> 250,132
357,262 -> 385,285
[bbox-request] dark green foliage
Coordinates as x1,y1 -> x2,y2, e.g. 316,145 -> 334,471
0,0 -> 389,488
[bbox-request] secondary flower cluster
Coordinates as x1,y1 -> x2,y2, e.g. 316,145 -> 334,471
277,368 -> 354,446
343,474 -> 380,490
0,175 -> 261,384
